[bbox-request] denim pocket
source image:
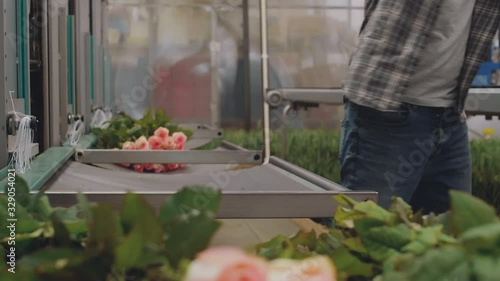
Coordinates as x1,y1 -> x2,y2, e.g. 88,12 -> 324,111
354,102 -> 411,127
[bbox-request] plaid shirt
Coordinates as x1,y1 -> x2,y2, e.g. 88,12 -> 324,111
343,0 -> 500,113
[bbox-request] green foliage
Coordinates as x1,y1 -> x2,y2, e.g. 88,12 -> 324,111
224,130 -> 500,213
253,191 -> 500,281
470,138 -> 500,214
0,177 -> 222,281
91,109 -> 193,149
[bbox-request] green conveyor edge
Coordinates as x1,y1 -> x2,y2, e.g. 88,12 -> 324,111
0,147 -> 73,192
0,135 -> 97,191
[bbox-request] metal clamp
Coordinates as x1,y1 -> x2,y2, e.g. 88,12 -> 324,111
91,105 -> 103,113
67,113 -> 84,124
6,114 -> 37,136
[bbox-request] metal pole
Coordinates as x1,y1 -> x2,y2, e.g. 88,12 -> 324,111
0,0 -> 8,168
242,0 -> 251,131
210,8 -> 221,128
147,6 -> 158,115
259,0 -> 271,164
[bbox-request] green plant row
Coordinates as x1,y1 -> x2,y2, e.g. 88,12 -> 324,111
252,190 -> 500,281
0,177 -> 221,281
2,177 -> 499,281
222,129 -> 500,213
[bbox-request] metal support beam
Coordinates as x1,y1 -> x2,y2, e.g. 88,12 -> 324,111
147,6 -> 158,115
84,33 -> 92,111
178,123 -> 224,139
92,0 -> 103,108
210,8 -> 221,128
466,88 -> 500,117
74,149 -> 263,165
242,0 -> 251,131
48,1 -> 66,147
0,0 -> 8,168
44,190 -> 377,218
42,0 -> 51,150
266,88 -> 345,108
259,0 -> 271,164
74,0 -> 91,126
2,0 -> 18,168
59,7 -> 69,144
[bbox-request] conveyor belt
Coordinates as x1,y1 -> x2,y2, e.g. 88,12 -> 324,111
41,142 -> 377,218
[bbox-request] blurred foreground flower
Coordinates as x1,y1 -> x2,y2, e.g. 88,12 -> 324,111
184,247 -> 337,281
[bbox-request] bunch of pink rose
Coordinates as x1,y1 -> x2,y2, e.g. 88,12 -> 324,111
184,246 -> 337,281
119,127 -> 188,173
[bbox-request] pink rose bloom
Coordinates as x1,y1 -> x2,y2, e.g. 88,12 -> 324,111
184,247 -> 268,281
167,163 -> 179,170
148,136 -> 163,150
122,141 -> 136,150
172,132 -> 187,144
154,127 -> 169,140
135,136 -> 150,150
267,256 -> 337,281
162,137 -> 176,150
176,142 -> 185,150
144,163 -> 154,170
178,163 -> 185,169
153,164 -> 165,173
133,164 -> 144,173
119,145 -> 130,167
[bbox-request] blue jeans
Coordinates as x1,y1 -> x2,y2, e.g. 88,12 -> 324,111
339,99 -> 472,214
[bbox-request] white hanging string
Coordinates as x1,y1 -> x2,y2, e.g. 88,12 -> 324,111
7,90 -> 36,174
105,109 -> 113,121
67,119 -> 85,146
90,108 -> 109,129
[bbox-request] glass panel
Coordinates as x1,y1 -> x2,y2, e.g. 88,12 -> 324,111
105,0 -> 364,129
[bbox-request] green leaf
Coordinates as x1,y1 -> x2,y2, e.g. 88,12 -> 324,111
334,200 -> 397,229
353,217 -> 386,236
289,230 -> 317,251
315,229 -> 344,256
254,235 -> 294,260
13,176 -> 31,207
402,226 -> 443,255
460,222 -> 500,254
330,246 -> 374,278
357,223 -> 413,262
164,212 -> 220,267
52,206 -> 87,240
333,194 -> 359,208
120,193 -> 163,244
50,213 -> 72,247
17,248 -> 106,281
30,193 -> 53,220
383,246 -> 471,281
342,237 -> 368,255
77,193 -> 91,221
425,212 -> 453,235
450,190 -> 498,235
0,196 -> 40,238
354,200 -> 397,223
472,255 -> 500,281
86,204 -> 123,253
160,186 -> 221,226
114,225 -> 144,269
